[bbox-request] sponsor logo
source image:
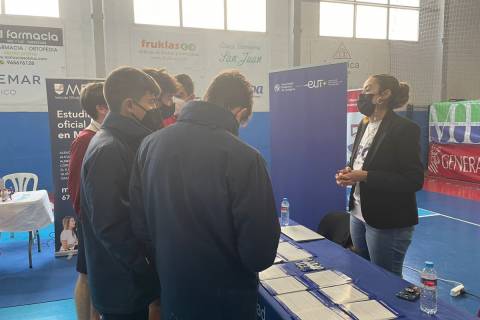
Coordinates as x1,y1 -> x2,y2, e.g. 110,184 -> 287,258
0,73 -> 40,85
304,79 -> 343,89
0,25 -> 63,46
428,144 -> 442,174
333,42 -> 352,60
273,78 -> 343,94
140,39 -> 197,51
331,42 -> 360,70
252,85 -> 264,97
429,144 -> 480,175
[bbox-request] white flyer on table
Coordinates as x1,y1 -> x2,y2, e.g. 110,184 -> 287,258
342,300 -> 397,320
277,242 -> 313,261
320,284 -> 369,304
305,270 -> 352,288
262,276 -> 308,295
281,225 -> 325,242
276,291 -> 349,320
259,265 -> 289,281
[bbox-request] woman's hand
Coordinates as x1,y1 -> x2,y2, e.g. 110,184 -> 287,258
339,170 -> 368,186
335,167 -> 352,187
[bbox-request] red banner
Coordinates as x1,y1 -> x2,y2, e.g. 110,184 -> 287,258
428,143 -> 480,184
347,89 -> 361,113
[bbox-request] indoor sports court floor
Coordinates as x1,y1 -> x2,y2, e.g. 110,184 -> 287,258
0,176 -> 479,320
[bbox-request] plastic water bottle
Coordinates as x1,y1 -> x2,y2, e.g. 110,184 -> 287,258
420,261 -> 438,315
280,198 -> 290,226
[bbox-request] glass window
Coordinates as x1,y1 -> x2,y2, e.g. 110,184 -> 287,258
182,0 -> 224,30
355,5 -> 387,39
390,0 -> 420,7
319,2 -> 354,38
389,8 -> 419,41
134,0 -> 180,26
358,0 -> 388,3
227,0 -> 266,32
5,0 -> 59,17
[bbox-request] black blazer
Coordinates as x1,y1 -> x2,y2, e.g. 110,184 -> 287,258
348,110 -> 424,229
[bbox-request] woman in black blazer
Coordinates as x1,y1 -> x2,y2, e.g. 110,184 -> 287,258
336,74 -> 424,277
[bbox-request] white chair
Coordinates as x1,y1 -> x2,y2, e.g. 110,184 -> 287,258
2,173 -> 41,268
2,173 -> 38,193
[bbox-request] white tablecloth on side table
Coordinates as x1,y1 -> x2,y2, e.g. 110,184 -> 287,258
0,190 -> 54,232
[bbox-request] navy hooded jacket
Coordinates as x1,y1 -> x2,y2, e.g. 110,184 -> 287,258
129,101 -> 280,319
80,112 -> 159,314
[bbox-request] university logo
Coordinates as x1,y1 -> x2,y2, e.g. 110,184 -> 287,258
54,83 -> 64,95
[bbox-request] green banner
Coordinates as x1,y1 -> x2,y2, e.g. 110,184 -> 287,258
429,100 -> 480,144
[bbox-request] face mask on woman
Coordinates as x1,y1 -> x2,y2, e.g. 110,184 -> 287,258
357,93 -> 376,117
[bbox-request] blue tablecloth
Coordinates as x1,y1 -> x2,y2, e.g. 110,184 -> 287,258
257,222 -> 475,320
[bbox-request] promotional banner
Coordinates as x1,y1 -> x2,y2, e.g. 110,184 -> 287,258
0,24 -> 66,112
270,63 -> 348,230
131,27 -> 269,111
428,143 -> 480,184
46,78 -> 101,254
347,89 -> 363,161
429,100 -> 480,144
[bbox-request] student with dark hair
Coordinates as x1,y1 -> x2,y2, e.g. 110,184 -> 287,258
80,67 -> 161,320
68,82 -> 107,320
129,70 -> 280,320
143,68 -> 179,127
174,73 -> 195,118
336,74 -> 424,277
175,73 -> 195,101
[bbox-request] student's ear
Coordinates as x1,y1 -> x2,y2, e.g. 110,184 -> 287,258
235,108 -> 249,123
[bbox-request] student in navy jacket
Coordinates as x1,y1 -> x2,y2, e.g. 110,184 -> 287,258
80,67 -> 163,320
130,70 -> 280,320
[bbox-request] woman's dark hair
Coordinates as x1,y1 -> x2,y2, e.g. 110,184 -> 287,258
372,74 -> 410,110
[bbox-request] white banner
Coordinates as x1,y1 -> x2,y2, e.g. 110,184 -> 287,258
131,28 -> 269,111
311,39 -> 390,90
0,24 -> 66,112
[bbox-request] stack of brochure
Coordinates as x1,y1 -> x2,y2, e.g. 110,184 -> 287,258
262,276 -> 308,295
281,225 -> 325,242
276,291 -> 349,320
341,300 -> 398,320
277,241 -> 313,261
259,264 -> 289,281
305,270 -> 352,288
319,284 -> 369,304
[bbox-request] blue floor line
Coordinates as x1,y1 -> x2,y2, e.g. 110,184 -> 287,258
417,190 -> 480,225
0,299 -> 76,320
